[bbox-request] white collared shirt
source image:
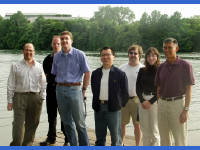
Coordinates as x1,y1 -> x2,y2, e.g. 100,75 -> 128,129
7,59 -> 47,103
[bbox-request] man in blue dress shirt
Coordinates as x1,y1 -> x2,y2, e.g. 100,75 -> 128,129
51,31 -> 90,146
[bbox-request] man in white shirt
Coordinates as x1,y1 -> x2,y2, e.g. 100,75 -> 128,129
120,44 -> 143,146
7,43 -> 46,146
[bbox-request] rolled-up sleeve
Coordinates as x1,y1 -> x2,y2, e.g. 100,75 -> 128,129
7,64 -> 16,104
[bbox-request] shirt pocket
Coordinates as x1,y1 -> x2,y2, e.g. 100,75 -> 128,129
68,60 -> 80,75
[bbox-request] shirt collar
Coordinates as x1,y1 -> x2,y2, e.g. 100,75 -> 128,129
22,58 -> 36,66
166,56 -> 180,65
61,47 -> 74,56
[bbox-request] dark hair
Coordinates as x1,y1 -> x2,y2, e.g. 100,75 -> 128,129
163,37 -> 178,46
128,44 -> 143,60
144,47 -> 160,69
100,46 -> 115,56
60,31 -> 73,40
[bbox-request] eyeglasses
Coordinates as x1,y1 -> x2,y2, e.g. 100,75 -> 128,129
129,52 -> 138,55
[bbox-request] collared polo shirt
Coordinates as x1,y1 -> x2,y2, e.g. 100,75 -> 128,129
155,57 -> 195,97
51,47 -> 90,83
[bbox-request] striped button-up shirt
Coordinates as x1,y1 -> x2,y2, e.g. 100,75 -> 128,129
7,59 -> 46,103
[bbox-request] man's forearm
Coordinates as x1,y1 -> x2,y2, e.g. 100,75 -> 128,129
185,85 -> 192,108
82,72 -> 90,90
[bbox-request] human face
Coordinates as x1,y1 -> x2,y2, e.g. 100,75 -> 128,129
52,38 -> 61,53
101,49 -> 115,68
163,42 -> 178,60
128,49 -> 140,64
60,34 -> 73,51
147,52 -> 158,65
23,44 -> 35,61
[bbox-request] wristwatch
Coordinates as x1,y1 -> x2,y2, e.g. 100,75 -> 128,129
184,106 -> 189,111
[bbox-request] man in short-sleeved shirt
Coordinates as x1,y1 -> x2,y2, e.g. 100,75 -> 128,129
119,44 -> 143,146
155,37 -> 195,146
51,31 -> 90,146
40,36 -> 69,146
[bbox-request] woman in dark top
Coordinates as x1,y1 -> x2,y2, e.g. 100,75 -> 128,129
136,47 -> 160,146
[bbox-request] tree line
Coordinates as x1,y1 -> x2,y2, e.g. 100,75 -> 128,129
0,5 -> 200,52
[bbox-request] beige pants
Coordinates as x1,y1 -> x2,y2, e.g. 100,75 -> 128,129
10,92 -> 43,146
139,95 -> 160,146
158,98 -> 187,146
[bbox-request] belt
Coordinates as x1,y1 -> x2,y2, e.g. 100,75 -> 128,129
57,82 -> 81,86
143,92 -> 155,95
161,96 -> 184,101
16,92 -> 39,95
129,96 -> 136,99
99,100 -> 108,104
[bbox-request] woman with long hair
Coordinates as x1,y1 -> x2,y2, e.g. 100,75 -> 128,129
136,47 -> 160,146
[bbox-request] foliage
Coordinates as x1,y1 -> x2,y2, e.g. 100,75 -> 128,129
1,7 -> 200,52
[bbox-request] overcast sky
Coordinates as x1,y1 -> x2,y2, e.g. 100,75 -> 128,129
0,4 -> 200,20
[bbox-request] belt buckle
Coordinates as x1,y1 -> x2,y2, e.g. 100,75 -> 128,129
101,100 -> 104,104
171,97 -> 175,101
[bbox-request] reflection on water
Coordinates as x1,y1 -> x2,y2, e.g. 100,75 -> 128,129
0,50 -> 200,145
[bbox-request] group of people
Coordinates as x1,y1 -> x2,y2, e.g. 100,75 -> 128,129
7,30 -> 195,146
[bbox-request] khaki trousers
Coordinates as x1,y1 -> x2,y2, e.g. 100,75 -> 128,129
10,92 -> 43,146
121,97 -> 139,125
158,98 -> 187,146
139,102 -> 160,146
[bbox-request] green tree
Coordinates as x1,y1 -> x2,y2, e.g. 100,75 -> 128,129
5,11 -> 30,49
92,5 -> 135,25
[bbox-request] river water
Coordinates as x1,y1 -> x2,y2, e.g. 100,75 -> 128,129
0,50 -> 200,146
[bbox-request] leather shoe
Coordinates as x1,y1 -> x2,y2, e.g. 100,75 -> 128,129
40,139 -> 55,146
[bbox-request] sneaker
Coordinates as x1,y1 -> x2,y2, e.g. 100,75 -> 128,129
40,139 -> 56,146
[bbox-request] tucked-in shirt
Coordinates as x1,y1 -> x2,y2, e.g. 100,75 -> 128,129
99,68 -> 110,101
136,66 -> 157,104
51,47 -> 90,83
155,57 -> 195,97
120,63 -> 144,97
7,59 -> 47,103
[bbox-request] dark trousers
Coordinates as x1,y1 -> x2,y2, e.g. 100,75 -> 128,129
94,104 -> 121,146
46,84 -> 68,143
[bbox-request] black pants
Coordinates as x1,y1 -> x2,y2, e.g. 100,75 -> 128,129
46,84 -> 69,143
